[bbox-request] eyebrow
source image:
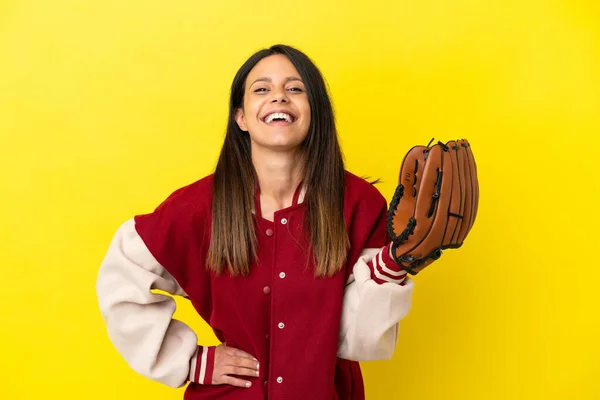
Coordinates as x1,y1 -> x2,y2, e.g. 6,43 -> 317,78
250,76 -> 303,86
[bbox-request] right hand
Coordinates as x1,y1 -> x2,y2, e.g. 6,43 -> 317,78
212,343 -> 260,388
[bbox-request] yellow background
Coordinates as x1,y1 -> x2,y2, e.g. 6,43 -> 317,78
1,0 -> 599,398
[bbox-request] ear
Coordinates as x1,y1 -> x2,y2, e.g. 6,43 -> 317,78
234,107 -> 248,132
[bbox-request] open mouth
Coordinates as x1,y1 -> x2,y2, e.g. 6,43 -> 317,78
262,112 -> 297,126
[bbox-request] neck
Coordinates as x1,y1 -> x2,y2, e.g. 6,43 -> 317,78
252,146 -> 306,209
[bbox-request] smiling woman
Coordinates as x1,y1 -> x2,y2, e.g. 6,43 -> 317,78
236,59 -> 310,151
95,44 -> 415,400
214,49 -> 343,276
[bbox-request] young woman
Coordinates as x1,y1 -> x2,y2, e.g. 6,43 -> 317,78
96,44 -> 415,400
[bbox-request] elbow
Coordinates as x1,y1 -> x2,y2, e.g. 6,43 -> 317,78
338,323 -> 399,362
338,343 -> 396,362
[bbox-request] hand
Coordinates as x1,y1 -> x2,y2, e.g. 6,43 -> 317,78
212,343 -> 260,388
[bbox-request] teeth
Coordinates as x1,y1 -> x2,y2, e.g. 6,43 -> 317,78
265,112 -> 293,124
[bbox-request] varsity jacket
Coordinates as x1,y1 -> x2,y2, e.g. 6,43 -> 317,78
96,171 -> 414,400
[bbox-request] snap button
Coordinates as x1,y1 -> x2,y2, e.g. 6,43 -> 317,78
276,376 -> 283,383
263,286 -> 271,294
279,272 -> 286,279
265,228 -> 274,237
278,322 -> 285,329
280,218 -> 288,225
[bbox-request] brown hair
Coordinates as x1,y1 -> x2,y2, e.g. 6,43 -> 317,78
207,44 -> 349,277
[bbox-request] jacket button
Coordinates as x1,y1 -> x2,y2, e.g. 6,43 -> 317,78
279,272 -> 286,279
276,376 -> 283,383
263,286 -> 271,294
265,228 -> 274,237
280,218 -> 288,225
266,333 -> 270,341
263,379 -> 268,388
278,322 -> 285,329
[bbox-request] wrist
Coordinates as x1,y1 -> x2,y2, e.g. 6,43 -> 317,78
369,244 -> 407,285
189,345 -> 216,384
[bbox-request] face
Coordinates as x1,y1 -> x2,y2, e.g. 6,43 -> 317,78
235,54 -> 311,152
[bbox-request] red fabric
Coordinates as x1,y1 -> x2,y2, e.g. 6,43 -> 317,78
368,244 -> 407,285
333,359 -> 364,400
194,347 -> 203,383
134,171 -> 393,400
204,346 -> 216,385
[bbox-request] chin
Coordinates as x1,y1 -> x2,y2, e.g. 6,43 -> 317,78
252,139 -> 303,153
251,132 -> 307,152
267,142 -> 304,152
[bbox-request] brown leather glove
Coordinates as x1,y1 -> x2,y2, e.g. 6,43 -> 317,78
387,138 -> 479,275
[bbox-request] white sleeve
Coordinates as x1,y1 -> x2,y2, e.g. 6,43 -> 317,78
95,218 -> 201,388
337,248 -> 415,361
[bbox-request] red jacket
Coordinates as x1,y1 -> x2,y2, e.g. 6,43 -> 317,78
96,171 -> 414,400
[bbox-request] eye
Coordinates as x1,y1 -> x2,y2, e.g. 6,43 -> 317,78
288,87 -> 303,92
254,87 -> 268,92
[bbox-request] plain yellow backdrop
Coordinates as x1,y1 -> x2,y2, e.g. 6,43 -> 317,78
1,0 -> 599,398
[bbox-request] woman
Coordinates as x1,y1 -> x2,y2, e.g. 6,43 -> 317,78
96,44 -> 415,400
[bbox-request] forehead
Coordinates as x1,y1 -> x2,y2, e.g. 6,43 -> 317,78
246,54 -> 301,82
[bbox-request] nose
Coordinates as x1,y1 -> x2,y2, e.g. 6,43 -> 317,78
271,87 -> 289,103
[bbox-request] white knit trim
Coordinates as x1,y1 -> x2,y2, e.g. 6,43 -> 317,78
188,346 -> 200,381
377,251 -> 406,277
199,346 -> 209,383
372,259 -> 407,284
297,183 -> 307,204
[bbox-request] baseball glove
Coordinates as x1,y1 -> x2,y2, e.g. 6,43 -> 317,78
386,138 -> 479,275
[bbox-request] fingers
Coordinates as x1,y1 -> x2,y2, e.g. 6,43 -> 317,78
220,375 -> 254,388
223,365 -> 260,378
222,352 -> 260,378
212,344 -> 260,388
226,346 -> 258,361
226,356 -> 260,371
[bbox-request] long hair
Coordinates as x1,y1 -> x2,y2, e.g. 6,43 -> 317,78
207,44 -> 349,277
